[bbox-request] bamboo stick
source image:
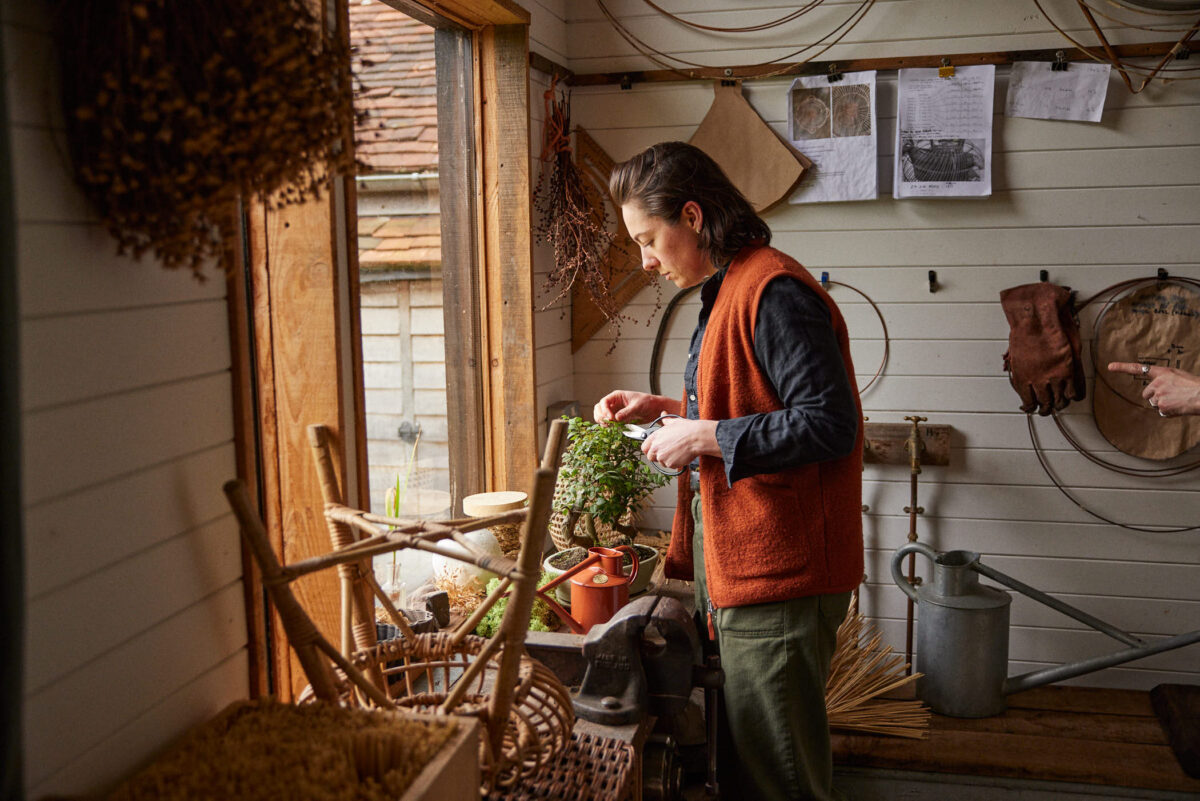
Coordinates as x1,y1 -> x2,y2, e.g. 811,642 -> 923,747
280,531 -> 522,581
223,480 -> 341,703
485,418 -> 567,758
307,424 -> 386,692
360,509 -> 528,533
364,571 -> 418,641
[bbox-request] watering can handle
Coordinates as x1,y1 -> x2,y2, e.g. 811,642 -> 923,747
615,544 -> 639,585
891,542 -> 938,602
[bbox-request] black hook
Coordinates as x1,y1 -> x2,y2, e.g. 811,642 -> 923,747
928,270 -> 938,293
827,63 -> 843,83
1158,267 -> 1170,281
1040,269 -> 1049,282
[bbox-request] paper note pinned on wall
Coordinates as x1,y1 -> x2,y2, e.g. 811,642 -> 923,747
894,64 -> 995,199
1005,61 -> 1111,123
787,70 -> 878,204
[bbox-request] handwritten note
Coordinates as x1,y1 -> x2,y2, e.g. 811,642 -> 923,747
1006,61 -> 1110,123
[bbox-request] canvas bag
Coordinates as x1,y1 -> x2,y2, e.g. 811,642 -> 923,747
1093,281 -> 1200,460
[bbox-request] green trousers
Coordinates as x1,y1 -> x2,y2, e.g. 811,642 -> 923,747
692,496 -> 850,801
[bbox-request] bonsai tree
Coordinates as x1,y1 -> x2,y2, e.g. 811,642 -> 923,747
551,416 -> 672,549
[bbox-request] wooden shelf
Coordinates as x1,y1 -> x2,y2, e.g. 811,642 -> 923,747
833,685 -> 1200,795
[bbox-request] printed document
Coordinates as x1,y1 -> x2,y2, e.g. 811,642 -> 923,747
787,71 -> 878,204
894,65 -> 994,199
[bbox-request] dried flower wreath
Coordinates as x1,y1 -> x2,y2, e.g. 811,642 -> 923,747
57,0 -> 364,277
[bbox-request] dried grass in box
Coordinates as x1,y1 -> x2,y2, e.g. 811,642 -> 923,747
107,698 -> 454,801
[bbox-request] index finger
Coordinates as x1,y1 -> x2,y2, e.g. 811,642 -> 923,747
1107,361 -> 1152,377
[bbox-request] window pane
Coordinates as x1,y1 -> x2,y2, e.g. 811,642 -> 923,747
351,1 -> 462,525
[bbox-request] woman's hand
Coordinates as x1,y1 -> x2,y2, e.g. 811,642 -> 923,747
593,391 -> 676,423
643,417 -> 720,471
1107,362 -> 1200,417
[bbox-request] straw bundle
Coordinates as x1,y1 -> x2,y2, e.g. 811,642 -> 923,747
825,594 -> 930,739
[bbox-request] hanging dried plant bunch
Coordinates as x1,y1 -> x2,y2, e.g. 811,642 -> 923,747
532,81 -> 628,344
58,0 -> 364,277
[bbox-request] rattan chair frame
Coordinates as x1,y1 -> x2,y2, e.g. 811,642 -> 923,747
223,419 -> 573,792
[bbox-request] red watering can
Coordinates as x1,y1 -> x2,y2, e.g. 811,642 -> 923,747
538,546 -> 639,634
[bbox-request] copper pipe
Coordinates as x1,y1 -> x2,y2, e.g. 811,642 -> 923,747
902,415 -> 927,674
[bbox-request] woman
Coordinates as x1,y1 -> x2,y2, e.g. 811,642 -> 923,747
593,141 -> 863,801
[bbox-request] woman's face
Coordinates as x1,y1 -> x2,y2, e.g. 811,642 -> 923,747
621,200 -> 716,289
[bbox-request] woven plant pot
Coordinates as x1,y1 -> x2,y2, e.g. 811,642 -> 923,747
548,477 -> 638,552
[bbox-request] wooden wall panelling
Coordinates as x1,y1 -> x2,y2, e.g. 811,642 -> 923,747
560,1 -> 1200,693
247,192 -> 356,700
478,23 -> 538,494
24,584 -> 248,789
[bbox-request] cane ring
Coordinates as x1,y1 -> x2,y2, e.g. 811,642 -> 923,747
1141,363 -> 1150,375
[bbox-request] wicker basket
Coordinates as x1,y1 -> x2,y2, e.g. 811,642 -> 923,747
297,631 -> 574,791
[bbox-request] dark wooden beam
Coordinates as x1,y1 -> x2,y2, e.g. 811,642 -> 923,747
566,40 -> 1193,87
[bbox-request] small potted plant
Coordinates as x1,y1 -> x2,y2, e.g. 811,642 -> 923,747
543,417 -> 671,602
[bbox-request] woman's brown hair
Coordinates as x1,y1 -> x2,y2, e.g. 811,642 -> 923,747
609,141 -> 771,267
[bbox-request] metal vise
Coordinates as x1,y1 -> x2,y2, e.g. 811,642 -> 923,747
573,594 -> 701,725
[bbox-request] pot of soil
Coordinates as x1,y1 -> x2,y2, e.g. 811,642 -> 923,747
542,543 -> 658,606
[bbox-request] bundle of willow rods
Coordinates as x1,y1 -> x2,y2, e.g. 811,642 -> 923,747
58,0 -> 362,277
826,594 -> 930,739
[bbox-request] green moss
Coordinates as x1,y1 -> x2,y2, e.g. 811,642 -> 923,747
474,573 -> 557,638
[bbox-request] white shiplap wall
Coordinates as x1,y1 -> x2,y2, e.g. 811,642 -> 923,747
6,1 -> 248,796
535,0 -> 1200,690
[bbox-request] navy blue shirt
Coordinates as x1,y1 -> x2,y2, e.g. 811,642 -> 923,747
684,266 -> 859,486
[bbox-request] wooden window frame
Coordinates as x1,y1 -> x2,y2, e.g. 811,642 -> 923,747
229,0 -> 535,697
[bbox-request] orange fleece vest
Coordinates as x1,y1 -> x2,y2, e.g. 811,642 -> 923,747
666,245 -> 864,608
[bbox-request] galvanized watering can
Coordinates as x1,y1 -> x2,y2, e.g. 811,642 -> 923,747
892,542 -> 1200,718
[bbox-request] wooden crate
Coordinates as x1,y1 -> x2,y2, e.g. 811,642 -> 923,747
401,713 -> 480,801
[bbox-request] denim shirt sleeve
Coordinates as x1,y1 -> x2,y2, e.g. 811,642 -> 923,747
714,275 -> 859,485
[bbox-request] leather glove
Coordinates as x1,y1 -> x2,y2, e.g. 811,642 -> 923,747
1000,282 -> 1086,415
